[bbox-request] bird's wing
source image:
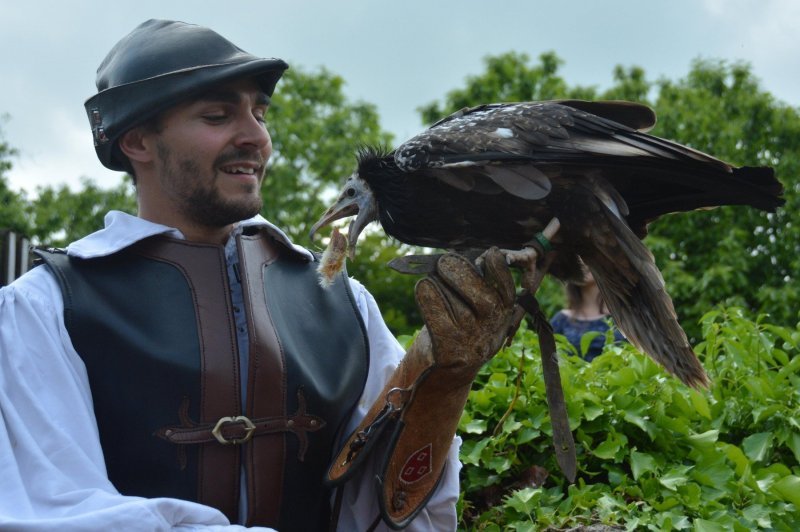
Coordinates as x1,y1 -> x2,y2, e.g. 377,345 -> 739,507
428,100 -> 657,132
393,101 -> 734,205
559,178 -> 707,387
553,100 -> 656,132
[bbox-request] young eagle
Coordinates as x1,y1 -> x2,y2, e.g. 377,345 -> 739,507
309,100 -> 784,388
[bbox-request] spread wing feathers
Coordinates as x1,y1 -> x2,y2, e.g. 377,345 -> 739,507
399,101 -> 730,171
555,100 -> 657,132
391,101 -> 781,234
400,101 -> 736,171
581,198 -> 708,387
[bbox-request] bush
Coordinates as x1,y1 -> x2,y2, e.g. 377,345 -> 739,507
458,307 -> 800,530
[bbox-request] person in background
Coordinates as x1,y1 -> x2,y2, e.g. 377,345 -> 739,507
550,268 -> 626,361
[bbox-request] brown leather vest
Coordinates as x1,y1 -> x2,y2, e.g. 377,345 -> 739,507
37,231 -> 369,530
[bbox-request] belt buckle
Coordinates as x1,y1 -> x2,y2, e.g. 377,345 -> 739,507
211,415 -> 256,445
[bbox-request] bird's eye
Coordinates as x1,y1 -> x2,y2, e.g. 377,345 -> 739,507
346,188 -> 356,198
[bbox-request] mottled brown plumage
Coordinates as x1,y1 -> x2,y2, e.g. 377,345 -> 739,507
310,100 -> 785,387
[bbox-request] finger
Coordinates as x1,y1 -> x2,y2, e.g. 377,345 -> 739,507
414,277 -> 458,338
435,253 -> 497,315
481,247 -> 516,308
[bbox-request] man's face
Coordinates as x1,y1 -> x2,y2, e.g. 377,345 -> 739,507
149,78 -> 272,228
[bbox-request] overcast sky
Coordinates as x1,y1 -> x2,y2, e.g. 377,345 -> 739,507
1,0 -> 797,194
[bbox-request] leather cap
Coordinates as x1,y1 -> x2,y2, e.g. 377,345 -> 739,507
85,19 -> 288,171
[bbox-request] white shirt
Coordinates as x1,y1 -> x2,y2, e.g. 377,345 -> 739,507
0,211 -> 460,531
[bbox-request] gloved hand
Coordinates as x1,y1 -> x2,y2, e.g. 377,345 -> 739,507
415,248 -> 518,384
327,248 -> 520,528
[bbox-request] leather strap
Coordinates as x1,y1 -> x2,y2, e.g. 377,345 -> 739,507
135,238 -> 242,520
156,388 -> 325,459
236,232 -> 287,525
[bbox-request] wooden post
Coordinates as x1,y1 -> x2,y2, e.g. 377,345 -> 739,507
1,230 -> 31,287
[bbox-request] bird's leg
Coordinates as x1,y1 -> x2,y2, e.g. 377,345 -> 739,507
506,217 -> 561,285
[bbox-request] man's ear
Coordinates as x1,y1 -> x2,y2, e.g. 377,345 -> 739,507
118,127 -> 155,164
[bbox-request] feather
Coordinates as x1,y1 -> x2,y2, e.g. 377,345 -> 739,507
317,227 -> 348,288
483,165 -> 551,200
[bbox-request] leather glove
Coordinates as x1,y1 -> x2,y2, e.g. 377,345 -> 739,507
327,248 -> 519,528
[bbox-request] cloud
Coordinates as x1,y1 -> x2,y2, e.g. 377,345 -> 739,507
7,109 -> 120,195
700,0 -> 799,103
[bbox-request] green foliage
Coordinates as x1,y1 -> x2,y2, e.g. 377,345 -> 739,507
0,116 -> 30,235
0,116 -> 137,247
647,59 -> 800,340
28,177 -> 136,247
418,51 -> 597,126
458,308 -> 800,530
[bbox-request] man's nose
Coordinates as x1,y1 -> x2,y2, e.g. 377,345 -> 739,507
234,114 -> 270,151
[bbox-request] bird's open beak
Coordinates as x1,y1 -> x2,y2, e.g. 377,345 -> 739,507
309,188 -> 378,260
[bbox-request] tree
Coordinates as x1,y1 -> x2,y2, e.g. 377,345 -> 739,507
0,116 -> 30,236
28,177 -> 136,247
418,52 -> 799,339
645,60 -> 800,339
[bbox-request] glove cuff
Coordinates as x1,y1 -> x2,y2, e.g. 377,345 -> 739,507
327,328 -> 475,528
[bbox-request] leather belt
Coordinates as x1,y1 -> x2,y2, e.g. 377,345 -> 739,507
156,388 -> 325,461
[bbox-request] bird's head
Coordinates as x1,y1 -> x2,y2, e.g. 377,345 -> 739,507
309,172 -> 379,260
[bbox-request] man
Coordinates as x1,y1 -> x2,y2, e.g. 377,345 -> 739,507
0,20 -> 519,531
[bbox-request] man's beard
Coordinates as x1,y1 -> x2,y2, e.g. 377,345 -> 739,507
157,142 -> 265,228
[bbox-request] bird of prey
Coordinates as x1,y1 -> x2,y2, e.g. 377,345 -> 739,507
309,100 -> 784,388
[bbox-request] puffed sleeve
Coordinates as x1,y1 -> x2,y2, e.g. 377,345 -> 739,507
332,279 -> 461,531
0,267 -> 274,532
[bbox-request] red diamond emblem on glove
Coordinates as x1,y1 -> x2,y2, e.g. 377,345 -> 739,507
400,443 -> 432,483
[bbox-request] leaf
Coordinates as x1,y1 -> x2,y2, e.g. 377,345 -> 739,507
659,465 -> 693,491
722,443 -> 750,477
741,504 -> 772,529
515,427 -> 540,445
579,331 -> 602,358
693,518 -> 729,532
752,404 -> 782,424
623,409 -> 655,437
461,438 -> 490,466
770,475 -> 800,506
630,450 -> 658,480
607,366 -> 638,387
463,419 -> 487,434
788,431 -> 800,464
688,429 -> 719,448
486,455 -> 512,474
592,431 -> 627,460
777,353 -> 800,381
583,403 -> 604,421
504,487 -> 541,514
691,457 -> 733,488
742,432 -> 773,463
688,389 -> 712,420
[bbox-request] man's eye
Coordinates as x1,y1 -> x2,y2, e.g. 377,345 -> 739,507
203,115 -> 227,122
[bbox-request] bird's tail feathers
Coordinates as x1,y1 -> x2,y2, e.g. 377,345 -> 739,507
731,166 -> 784,211
583,211 -> 708,388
